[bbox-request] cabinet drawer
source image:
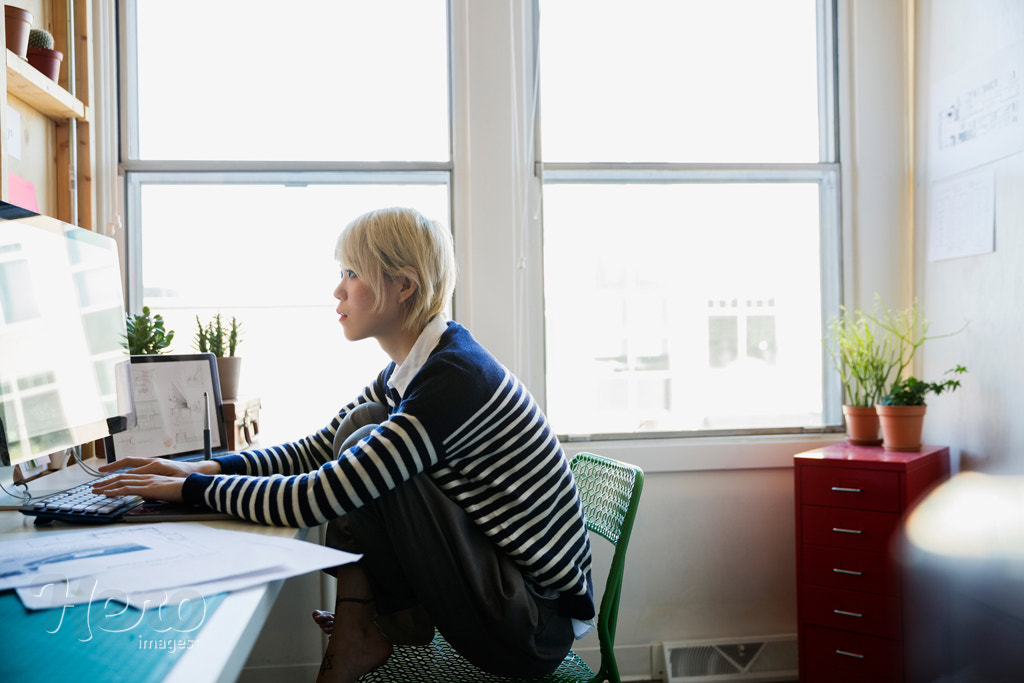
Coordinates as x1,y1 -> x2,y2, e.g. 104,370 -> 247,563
801,584 -> 902,639
801,467 -> 901,512
802,505 -> 901,552
804,661 -> 896,682
802,544 -> 900,596
804,624 -> 902,680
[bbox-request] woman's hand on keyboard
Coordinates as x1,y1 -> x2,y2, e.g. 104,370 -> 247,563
98,457 -> 222,477
94,458 -> 221,502
91,471 -> 186,502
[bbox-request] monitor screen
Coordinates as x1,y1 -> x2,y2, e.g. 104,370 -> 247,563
0,203 -> 132,467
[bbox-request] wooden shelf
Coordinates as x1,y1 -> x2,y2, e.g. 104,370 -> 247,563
5,48 -> 87,121
2,0 -> 95,226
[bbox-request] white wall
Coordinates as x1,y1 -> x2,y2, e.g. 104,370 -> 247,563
915,0 -> 1024,474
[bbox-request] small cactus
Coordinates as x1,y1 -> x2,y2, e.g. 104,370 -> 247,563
28,28 -> 54,50
194,314 -> 243,357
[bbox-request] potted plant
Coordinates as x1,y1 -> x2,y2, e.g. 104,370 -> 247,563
876,366 -> 967,451
4,5 -> 33,59
824,304 -> 902,445
194,314 -> 243,400
124,306 -> 175,355
26,28 -> 62,82
867,298 -> 968,451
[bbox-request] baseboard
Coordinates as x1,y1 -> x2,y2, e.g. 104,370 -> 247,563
574,642 -> 660,681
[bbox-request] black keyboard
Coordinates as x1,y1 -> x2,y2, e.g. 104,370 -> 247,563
20,472 -> 144,524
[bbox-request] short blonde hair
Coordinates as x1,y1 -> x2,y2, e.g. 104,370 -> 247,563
336,207 -> 456,331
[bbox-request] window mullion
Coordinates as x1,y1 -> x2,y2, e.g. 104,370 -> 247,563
541,164 -> 840,184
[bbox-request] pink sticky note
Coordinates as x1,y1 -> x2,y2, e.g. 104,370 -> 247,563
8,172 -> 39,212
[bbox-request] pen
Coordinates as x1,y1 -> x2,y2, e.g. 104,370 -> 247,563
203,391 -> 212,460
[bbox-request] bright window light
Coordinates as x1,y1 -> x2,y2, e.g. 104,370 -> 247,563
539,0 -> 838,437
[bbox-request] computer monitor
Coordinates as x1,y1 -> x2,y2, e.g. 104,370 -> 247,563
0,202 -> 133,505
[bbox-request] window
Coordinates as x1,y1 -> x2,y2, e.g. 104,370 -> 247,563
539,0 -> 842,437
120,0 -> 450,442
129,1 -> 448,162
119,1 -> 842,445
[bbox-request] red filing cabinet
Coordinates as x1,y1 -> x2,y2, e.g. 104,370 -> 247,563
794,444 -> 950,682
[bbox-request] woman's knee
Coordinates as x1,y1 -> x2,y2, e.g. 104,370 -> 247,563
334,402 -> 388,455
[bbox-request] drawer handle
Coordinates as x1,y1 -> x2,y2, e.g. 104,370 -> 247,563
834,609 -> 864,618
836,649 -> 865,659
831,486 -> 862,493
832,527 -> 863,535
833,568 -> 863,576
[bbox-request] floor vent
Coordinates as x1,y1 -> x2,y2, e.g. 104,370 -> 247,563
661,634 -> 798,682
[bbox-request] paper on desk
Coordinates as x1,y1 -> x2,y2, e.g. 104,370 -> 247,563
17,530 -> 361,610
0,523 -> 359,610
0,524 -> 208,591
16,564 -> 285,611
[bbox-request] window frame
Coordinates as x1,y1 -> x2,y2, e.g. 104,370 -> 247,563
111,0 -> 847,447
120,169 -> 452,314
116,0 -> 457,313
536,0 -> 845,441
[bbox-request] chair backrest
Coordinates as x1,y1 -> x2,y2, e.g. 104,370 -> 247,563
569,452 -> 644,683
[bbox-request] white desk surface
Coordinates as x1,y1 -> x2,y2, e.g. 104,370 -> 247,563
1,459 -> 309,683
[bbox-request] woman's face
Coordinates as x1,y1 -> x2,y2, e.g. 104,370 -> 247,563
333,267 -> 403,345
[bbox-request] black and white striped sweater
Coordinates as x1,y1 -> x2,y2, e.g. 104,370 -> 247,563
181,321 -> 595,619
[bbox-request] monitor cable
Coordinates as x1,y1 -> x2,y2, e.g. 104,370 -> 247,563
71,446 -> 105,477
0,476 -> 31,503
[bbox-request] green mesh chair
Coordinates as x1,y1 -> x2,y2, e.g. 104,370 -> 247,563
357,452 -> 644,683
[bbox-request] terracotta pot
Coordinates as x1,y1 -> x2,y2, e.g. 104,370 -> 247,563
876,404 -> 927,452
843,405 -> 882,446
4,5 -> 32,58
216,356 -> 242,401
27,46 -> 62,82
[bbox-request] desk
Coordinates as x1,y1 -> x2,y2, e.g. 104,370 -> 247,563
0,459 -> 312,683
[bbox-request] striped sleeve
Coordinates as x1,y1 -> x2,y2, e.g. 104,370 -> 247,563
183,409 -> 441,527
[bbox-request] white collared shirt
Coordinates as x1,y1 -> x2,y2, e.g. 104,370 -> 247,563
387,315 -> 449,399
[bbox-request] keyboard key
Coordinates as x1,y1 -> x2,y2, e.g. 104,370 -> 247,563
19,471 -> 144,523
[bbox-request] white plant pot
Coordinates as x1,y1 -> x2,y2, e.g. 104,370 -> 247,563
216,356 -> 242,401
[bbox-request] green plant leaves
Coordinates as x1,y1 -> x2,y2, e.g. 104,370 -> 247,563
124,306 -> 175,355
825,296 -> 968,408
194,314 -> 242,357
879,365 -> 967,406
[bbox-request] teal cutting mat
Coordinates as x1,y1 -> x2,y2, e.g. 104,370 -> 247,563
0,589 -> 225,682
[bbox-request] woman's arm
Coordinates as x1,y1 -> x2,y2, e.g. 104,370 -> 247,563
96,379 -> 394,520
181,408 -> 440,526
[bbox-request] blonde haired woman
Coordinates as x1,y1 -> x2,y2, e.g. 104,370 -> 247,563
98,207 -> 594,682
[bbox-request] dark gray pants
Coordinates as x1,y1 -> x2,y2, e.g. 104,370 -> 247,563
326,403 -> 574,677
